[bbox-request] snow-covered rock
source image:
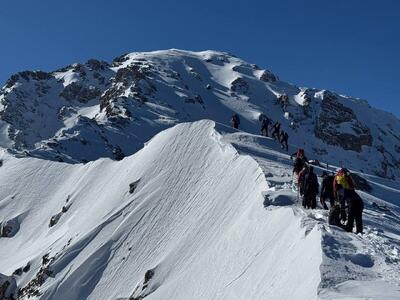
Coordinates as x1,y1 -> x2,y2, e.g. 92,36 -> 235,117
1,49 -> 399,179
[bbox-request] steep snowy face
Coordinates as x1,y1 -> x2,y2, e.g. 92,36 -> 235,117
0,49 -> 399,178
0,121 -> 323,299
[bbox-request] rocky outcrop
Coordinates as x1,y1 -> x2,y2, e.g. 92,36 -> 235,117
5,71 -> 53,89
0,274 -> 16,300
129,179 -> 140,194
99,63 -> 156,123
130,269 -> 156,300
111,53 -> 130,67
0,50 -> 399,180
0,217 -> 20,238
314,91 -> 373,152
85,59 -> 110,71
230,77 -> 249,94
18,254 -> 55,299
112,145 -> 125,161
260,70 -> 278,82
60,82 -> 101,102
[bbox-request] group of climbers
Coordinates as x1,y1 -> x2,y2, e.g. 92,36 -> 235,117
229,114 -> 364,235
263,118 -> 289,151
230,113 -> 289,151
291,149 -> 364,234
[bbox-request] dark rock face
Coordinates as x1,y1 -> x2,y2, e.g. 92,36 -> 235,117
0,274 -> 16,300
314,91 -> 373,152
260,70 -> 278,82
112,146 -> 125,161
60,82 -> 101,102
99,63 -> 155,123
18,253 -> 55,299
0,217 -> 20,238
111,53 -> 130,67
129,179 -> 141,194
130,269 -> 156,300
231,77 -> 249,94
114,64 -> 149,83
5,71 -> 53,89
85,59 -> 109,71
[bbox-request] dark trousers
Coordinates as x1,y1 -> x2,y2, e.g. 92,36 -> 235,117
281,140 -> 288,151
272,130 -> 279,140
346,206 -> 363,234
261,126 -> 268,136
303,194 -> 317,209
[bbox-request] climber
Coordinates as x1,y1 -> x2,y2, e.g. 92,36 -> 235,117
278,93 -> 289,111
271,121 -> 281,140
320,171 -> 335,209
259,115 -> 271,137
329,185 -> 349,230
345,190 -> 364,234
297,165 -> 309,201
279,130 -> 289,151
291,148 -> 309,190
230,114 -> 240,129
302,166 -> 319,209
291,148 -> 308,174
333,168 -> 355,222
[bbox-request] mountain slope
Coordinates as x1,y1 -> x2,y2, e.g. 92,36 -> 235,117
0,49 -> 399,179
1,49 -> 400,299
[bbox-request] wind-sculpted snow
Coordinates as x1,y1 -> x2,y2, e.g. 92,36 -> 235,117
0,49 -> 399,180
0,121 -> 321,299
0,120 -> 400,299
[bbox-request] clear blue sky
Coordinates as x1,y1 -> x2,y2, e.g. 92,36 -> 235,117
1,0 -> 399,116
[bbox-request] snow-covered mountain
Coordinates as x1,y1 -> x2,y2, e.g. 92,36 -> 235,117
0,50 -> 400,299
0,49 -> 399,179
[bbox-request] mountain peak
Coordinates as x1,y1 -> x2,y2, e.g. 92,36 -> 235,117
0,49 -> 399,179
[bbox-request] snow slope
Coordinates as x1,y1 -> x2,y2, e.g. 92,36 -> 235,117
1,120 -> 400,299
220,125 -> 400,299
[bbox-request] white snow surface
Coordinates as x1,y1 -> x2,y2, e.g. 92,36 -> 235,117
1,49 -> 400,299
0,120 -> 399,299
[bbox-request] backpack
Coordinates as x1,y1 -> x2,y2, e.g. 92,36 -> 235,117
322,175 -> 334,196
304,172 -> 318,196
294,158 -> 305,174
297,148 -> 304,158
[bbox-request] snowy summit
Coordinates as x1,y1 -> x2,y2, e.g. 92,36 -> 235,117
0,49 -> 399,299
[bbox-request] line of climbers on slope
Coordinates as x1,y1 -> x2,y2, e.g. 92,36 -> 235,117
229,114 -> 362,234
291,149 -> 364,234
230,114 -> 289,151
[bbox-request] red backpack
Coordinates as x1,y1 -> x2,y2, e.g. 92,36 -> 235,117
297,148 -> 304,157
